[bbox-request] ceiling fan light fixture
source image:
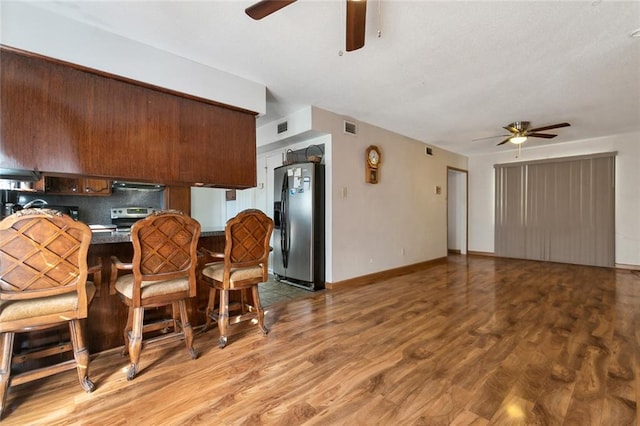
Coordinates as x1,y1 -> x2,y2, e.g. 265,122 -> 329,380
510,136 -> 528,144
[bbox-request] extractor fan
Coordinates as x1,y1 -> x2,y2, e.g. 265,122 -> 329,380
245,0 -> 367,51
474,121 -> 571,146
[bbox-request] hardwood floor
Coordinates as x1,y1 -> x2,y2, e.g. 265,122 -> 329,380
2,255 -> 639,425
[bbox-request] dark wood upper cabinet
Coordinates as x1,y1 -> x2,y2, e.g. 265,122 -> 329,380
177,98 -> 256,186
1,48 -> 91,174
84,75 -> 178,181
0,46 -> 257,188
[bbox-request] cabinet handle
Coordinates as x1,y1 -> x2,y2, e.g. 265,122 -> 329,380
86,185 -> 108,193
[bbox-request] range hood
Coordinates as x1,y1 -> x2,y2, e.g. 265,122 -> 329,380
0,168 -> 41,182
112,181 -> 165,192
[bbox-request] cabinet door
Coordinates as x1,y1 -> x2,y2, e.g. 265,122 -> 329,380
83,179 -> 111,195
86,80 -> 177,181
164,186 -> 191,216
45,177 -> 81,194
177,98 -> 256,187
1,49 -> 90,174
44,176 -> 112,196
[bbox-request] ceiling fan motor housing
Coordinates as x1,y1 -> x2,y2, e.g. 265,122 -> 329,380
495,121 -> 570,146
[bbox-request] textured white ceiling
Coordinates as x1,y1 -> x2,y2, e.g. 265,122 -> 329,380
26,1 -> 640,156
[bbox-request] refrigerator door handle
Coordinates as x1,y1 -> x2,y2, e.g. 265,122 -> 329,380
280,175 -> 289,268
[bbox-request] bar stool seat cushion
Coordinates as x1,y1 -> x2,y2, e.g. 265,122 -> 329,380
202,263 -> 263,288
115,274 -> 190,300
0,283 -> 96,323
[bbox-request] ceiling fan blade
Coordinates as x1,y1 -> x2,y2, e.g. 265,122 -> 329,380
497,137 -> 512,146
527,133 -> 557,139
245,0 -> 297,20
528,122 -> 570,133
346,0 -> 367,52
503,125 -> 519,134
472,134 -> 509,141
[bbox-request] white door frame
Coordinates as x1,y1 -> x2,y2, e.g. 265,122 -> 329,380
447,167 -> 468,255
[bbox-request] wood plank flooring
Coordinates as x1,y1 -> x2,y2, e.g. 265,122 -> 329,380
2,255 -> 639,425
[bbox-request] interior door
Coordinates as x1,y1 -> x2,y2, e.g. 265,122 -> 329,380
447,167 -> 468,255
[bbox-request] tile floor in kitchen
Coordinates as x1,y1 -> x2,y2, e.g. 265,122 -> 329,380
258,275 -> 320,306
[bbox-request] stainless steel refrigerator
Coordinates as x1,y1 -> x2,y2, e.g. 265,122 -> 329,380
273,162 -> 325,290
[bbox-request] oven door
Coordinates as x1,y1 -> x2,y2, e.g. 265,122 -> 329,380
111,218 -> 141,231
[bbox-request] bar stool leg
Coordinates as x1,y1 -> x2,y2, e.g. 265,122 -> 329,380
127,307 -> 145,380
218,289 -> 229,348
0,333 -> 15,419
170,302 -> 180,334
69,319 -> 95,392
252,286 -> 269,336
122,307 -> 133,356
178,300 -> 197,359
203,286 -> 217,332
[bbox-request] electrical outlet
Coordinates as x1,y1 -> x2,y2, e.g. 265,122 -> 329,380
341,187 -> 348,198
435,186 -> 442,195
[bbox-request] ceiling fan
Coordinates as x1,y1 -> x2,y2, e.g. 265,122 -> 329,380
245,0 -> 368,52
474,121 -> 571,146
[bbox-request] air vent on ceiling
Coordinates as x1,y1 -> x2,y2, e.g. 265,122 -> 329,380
277,121 -> 288,134
344,120 -> 358,135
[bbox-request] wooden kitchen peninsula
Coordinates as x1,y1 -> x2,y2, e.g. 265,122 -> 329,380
90,226 -> 225,245
86,227 -> 226,354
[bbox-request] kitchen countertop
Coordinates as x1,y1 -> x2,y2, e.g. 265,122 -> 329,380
90,226 -> 226,244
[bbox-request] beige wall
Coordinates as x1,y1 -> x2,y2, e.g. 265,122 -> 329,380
311,107 -> 468,283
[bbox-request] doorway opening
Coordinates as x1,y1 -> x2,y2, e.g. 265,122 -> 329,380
447,167 -> 468,255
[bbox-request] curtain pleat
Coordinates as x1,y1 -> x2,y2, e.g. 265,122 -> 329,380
494,153 -> 615,267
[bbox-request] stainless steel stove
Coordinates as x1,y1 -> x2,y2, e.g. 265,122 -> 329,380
110,207 -> 156,231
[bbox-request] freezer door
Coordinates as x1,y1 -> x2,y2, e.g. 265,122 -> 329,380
285,164 -> 315,282
272,166 -> 287,277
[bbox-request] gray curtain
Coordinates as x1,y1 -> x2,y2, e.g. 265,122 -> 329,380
495,152 -> 615,267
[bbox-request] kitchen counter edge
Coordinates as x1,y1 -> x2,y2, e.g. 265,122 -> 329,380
90,227 -> 226,244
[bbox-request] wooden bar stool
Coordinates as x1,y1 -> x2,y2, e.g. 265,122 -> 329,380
0,208 -> 96,419
201,209 -> 274,348
110,210 -> 200,380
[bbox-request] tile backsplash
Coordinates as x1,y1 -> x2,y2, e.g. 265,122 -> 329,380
18,189 -> 164,225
